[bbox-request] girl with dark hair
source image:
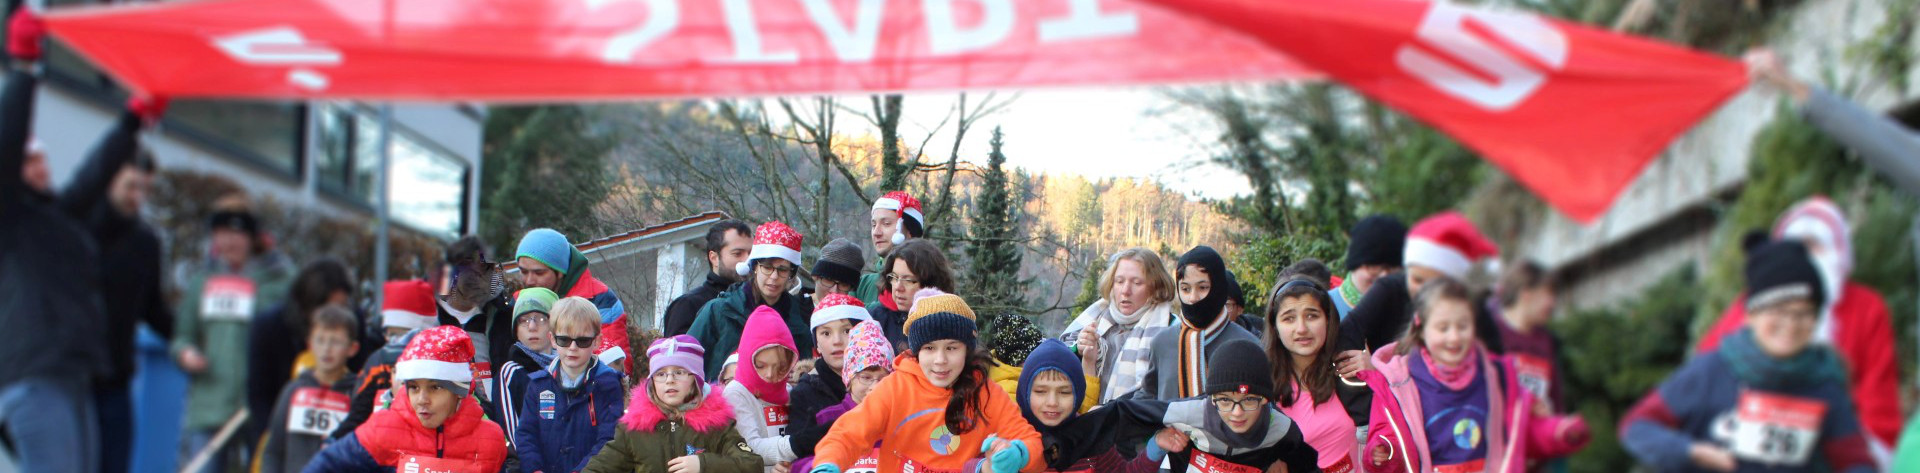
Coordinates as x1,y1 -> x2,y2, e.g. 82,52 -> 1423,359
1263,275 -> 1391,473
867,238 -> 956,350
811,296 -> 1043,473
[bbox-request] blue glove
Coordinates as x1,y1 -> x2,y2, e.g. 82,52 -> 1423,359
983,437 -> 1028,473
809,463 -> 841,473
1145,439 -> 1168,462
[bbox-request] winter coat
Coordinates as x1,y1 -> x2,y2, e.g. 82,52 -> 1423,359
786,358 -> 846,460
174,252 -> 297,431
866,303 -> 909,352
1696,282 -> 1901,449
498,342 -> 557,450
1157,397 -> 1321,473
990,361 -> 1101,415
852,259 -> 884,307
439,293 -> 516,412
301,385 -> 509,473
1058,299 -> 1176,403
70,109 -> 173,393
515,359 -> 624,473
813,355 -> 1047,473
664,272 -> 734,337
545,243 -> 634,376
688,283 -> 814,377
1361,343 -> 1585,473
1620,342 -> 1873,473
259,369 -> 356,473
581,385 -> 762,473
1131,322 -> 1259,401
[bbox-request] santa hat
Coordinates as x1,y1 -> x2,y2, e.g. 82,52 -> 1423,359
873,191 -> 925,245
810,293 -> 872,330
393,326 -> 475,395
1403,212 -> 1499,280
736,221 -> 805,277
381,280 -> 438,331
1773,196 -> 1852,277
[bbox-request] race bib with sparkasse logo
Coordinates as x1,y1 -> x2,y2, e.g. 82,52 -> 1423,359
763,405 -> 789,435
200,276 -> 257,322
397,453 -> 483,473
1322,454 -> 1357,473
1729,390 -> 1827,466
286,387 -> 350,437
1510,354 -> 1555,411
1188,451 -> 1262,473
900,458 -> 962,473
846,452 -> 880,473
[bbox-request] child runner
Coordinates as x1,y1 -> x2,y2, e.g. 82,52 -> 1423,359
497,287 -> 558,452
303,326 -> 508,472
1147,339 -> 1321,473
1264,276 -> 1384,473
789,294 -> 874,466
1134,246 -> 1260,401
725,306 -> 802,472
259,306 -> 360,473
582,335 -> 762,473
515,297 -> 624,473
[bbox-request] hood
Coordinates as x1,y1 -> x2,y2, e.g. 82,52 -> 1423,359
554,245 -> 593,296
1016,339 -> 1085,431
1176,246 -> 1231,330
737,305 -> 798,404
621,381 -> 736,433
513,342 -> 556,368
889,354 -> 947,395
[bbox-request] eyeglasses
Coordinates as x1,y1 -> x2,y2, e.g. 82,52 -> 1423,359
1210,396 -> 1269,413
654,369 -> 696,381
517,314 -> 549,328
886,273 -> 919,286
757,264 -> 797,278
849,374 -> 884,386
553,334 -> 598,348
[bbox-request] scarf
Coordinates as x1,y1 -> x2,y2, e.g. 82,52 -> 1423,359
1081,299 -> 1173,402
1339,277 -> 1364,309
1101,295 -> 1151,327
1177,246 -> 1233,398
1202,404 -> 1274,451
1719,328 -> 1844,390
1419,346 -> 1482,391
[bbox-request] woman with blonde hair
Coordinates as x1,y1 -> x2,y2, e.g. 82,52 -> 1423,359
1059,247 -> 1178,403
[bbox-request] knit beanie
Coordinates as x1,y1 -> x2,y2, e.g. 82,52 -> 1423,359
987,314 -> 1043,366
515,228 -> 573,275
1745,240 -> 1827,312
904,289 -> 975,335
908,311 -> 978,352
512,287 -> 560,326
844,320 -> 895,375
394,326 -> 476,398
1016,339 -> 1086,429
647,335 -> 708,387
1344,215 -> 1409,271
1204,339 -> 1275,399
813,238 -> 866,287
207,210 -> 262,239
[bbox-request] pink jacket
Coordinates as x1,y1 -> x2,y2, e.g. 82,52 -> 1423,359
1360,342 -> 1587,473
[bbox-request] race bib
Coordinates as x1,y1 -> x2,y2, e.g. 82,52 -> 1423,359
538,390 -> 557,420
846,453 -> 880,473
763,405 -> 790,434
1432,459 -> 1485,473
470,361 -> 493,403
397,453 -> 483,473
1188,451 -> 1261,473
1323,455 -> 1357,473
900,458 -> 962,473
1730,390 -> 1826,465
285,387 -> 349,437
1510,355 -> 1554,410
200,276 -> 257,322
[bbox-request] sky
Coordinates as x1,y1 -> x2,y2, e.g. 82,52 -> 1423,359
835,86 -> 1254,200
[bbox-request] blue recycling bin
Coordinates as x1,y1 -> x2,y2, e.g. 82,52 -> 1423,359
130,326 -> 187,473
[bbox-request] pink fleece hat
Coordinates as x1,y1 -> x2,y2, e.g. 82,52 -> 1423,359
736,305 -> 798,404
647,335 -> 707,386
843,320 -> 894,375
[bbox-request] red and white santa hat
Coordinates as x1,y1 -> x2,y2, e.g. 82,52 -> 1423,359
1403,212 -> 1499,280
873,191 -> 925,245
736,220 -> 805,277
393,326 -> 475,389
381,280 -> 438,331
809,293 -> 872,330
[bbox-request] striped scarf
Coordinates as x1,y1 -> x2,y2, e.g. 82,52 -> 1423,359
1176,309 -> 1232,398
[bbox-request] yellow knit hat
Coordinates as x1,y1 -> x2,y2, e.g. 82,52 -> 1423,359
903,289 -> 975,334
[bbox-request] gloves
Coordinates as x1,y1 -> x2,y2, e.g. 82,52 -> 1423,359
128,95 -> 168,124
8,8 -> 43,62
979,435 -> 1028,473
1558,417 -> 1592,447
808,463 -> 840,473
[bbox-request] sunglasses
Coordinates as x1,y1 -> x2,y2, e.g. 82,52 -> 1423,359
554,334 -> 598,348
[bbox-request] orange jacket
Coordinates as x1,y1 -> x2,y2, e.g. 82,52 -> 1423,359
815,355 -> 1044,473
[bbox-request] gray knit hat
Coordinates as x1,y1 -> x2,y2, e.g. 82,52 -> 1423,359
813,238 -> 866,286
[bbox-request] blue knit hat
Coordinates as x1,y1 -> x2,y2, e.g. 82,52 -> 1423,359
515,228 -> 572,275
908,311 -> 977,352
1016,339 -> 1086,429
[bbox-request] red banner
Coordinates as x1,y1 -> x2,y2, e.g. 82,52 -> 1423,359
1154,0 -> 1749,221
42,0 -> 1748,222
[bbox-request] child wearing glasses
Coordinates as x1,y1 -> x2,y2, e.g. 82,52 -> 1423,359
1362,278 -> 1588,473
515,297 -> 625,473
585,335 -> 762,473
496,287 -> 558,458
1145,339 -> 1321,473
725,306 -> 804,472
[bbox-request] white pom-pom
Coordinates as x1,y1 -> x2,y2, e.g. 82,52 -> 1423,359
736,261 -> 752,277
891,232 -> 906,245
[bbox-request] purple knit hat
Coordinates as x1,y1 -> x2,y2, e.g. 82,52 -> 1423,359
647,335 -> 707,386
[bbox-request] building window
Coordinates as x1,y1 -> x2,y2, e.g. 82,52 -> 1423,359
317,103 -> 470,238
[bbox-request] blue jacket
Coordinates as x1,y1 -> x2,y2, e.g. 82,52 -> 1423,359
514,360 -> 622,473
1620,348 -> 1874,473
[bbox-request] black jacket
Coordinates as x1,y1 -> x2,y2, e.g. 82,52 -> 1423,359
0,70 -> 111,387
786,357 -> 847,459
65,106 -> 172,391
662,271 -> 732,337
866,303 -> 909,353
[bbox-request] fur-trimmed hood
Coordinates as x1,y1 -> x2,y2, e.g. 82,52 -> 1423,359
620,383 -> 736,433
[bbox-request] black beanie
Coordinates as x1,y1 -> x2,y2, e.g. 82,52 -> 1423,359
1204,340 -> 1274,399
812,239 -> 865,287
1345,215 -> 1409,271
1745,239 -> 1827,312
909,311 -> 978,352
207,211 -> 261,238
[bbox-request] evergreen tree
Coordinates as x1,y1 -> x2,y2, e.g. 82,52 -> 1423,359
479,105 -> 614,257
967,127 -> 1029,327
